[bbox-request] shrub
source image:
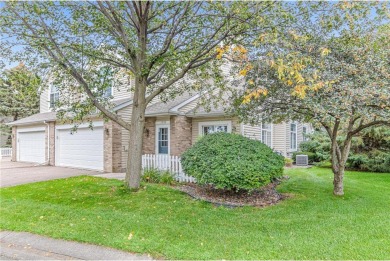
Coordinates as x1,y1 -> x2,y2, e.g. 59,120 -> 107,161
181,132 -> 285,192
347,150 -> 390,173
285,158 -> 293,167
160,170 -> 175,185
142,168 -> 176,185
292,151 -> 317,164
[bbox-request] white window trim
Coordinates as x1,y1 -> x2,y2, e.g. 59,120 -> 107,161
260,122 -> 273,148
303,126 -> 307,141
290,122 -> 298,151
198,121 -> 232,136
17,126 -> 46,133
155,123 -> 170,155
48,85 -> 59,109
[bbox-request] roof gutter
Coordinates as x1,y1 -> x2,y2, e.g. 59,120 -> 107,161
7,119 -> 56,127
112,100 -> 133,111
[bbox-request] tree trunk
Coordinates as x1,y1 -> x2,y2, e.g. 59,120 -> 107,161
125,103 -> 146,189
333,166 -> 344,196
330,136 -> 352,196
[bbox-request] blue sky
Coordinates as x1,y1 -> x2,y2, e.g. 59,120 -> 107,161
0,2 -> 20,69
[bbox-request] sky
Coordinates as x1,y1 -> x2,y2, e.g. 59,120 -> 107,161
1,1 -> 387,70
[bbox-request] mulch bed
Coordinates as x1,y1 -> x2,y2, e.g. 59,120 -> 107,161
176,176 -> 289,208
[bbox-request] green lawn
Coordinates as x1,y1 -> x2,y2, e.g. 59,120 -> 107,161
1,167 -> 389,260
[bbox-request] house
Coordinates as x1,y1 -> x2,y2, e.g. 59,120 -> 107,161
8,76 -> 311,172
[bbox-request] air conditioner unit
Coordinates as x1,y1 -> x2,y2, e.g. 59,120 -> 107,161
296,155 -> 309,166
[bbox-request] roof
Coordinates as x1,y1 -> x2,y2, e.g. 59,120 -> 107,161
185,104 -> 225,117
7,112 -> 57,126
145,92 -> 197,116
9,90 -> 229,126
112,98 -> 131,106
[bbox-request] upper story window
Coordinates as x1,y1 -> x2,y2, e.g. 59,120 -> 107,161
303,126 -> 307,141
199,121 -> 231,136
290,122 -> 297,150
98,66 -> 114,98
49,85 -> 59,108
102,86 -> 113,98
261,123 -> 272,147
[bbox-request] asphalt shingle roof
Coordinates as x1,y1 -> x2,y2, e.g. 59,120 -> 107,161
145,92 -> 196,116
8,112 -> 57,126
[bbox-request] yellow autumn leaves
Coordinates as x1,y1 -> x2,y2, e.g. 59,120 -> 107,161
215,44 -> 331,104
242,88 -> 269,104
216,44 -> 248,61
239,64 -> 253,77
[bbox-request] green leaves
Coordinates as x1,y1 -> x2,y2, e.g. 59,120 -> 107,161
0,64 -> 41,120
181,132 -> 284,192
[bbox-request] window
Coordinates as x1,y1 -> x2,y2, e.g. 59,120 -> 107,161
199,121 -> 231,136
261,123 -> 272,147
290,123 -> 297,150
157,126 -> 169,154
303,126 -> 307,141
98,66 -> 114,98
202,125 -> 228,135
102,86 -> 112,98
49,85 -> 59,108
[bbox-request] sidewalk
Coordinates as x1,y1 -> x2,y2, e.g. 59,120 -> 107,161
0,231 -> 153,260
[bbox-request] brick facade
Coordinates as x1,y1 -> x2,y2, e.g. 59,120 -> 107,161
45,122 -> 56,165
142,117 -> 156,154
170,116 -> 192,156
104,120 -> 122,172
11,126 -> 16,162
49,122 -> 55,165
140,116 -> 192,157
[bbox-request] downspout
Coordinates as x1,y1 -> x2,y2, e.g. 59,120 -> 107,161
44,120 -> 50,165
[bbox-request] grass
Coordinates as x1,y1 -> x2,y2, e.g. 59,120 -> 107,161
1,167 -> 389,260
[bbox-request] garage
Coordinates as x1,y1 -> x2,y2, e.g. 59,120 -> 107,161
55,122 -> 104,171
17,127 -> 46,164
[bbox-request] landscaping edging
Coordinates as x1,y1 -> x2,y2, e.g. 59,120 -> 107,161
176,176 -> 289,208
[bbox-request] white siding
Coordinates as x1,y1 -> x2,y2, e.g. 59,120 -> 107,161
40,87 -> 49,113
116,96 -> 164,169
272,123 -> 287,156
112,70 -> 134,101
178,98 -> 199,113
117,105 -> 132,168
113,79 -> 133,101
241,124 -> 262,140
297,122 -> 304,145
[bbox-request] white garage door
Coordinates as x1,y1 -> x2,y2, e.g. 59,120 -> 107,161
18,130 -> 46,164
56,123 -> 104,171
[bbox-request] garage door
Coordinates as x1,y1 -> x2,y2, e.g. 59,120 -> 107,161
56,123 -> 104,171
18,130 -> 46,163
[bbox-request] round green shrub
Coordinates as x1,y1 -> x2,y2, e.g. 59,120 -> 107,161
181,132 -> 284,192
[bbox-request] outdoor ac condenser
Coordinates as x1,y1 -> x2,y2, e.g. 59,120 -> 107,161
296,155 -> 309,166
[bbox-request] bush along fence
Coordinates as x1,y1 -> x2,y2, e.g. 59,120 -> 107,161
141,154 -> 196,183
1,148 -> 12,158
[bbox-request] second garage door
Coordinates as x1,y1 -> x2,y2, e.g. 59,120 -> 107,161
56,123 -> 104,171
18,129 -> 46,164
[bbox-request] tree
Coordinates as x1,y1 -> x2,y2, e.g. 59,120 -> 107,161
0,1 -> 288,189
0,63 -> 41,145
234,3 -> 390,195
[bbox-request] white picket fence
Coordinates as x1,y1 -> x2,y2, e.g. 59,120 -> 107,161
142,154 -> 196,183
1,148 -> 12,158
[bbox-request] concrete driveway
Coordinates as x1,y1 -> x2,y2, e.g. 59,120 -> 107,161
0,158 -> 102,188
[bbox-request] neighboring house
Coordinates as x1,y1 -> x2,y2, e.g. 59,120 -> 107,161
1,116 -> 13,147
8,74 -> 311,172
